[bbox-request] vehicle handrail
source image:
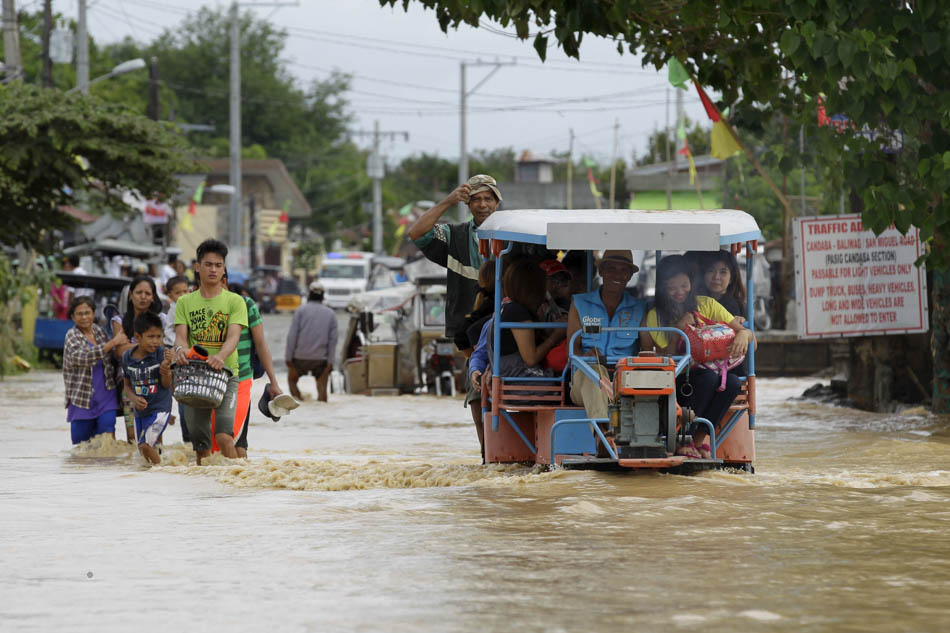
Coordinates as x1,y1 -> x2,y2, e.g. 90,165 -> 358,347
567,326 -> 692,380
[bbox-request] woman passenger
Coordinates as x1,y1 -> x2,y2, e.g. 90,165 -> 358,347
62,297 -> 129,444
492,258 -> 564,377
640,255 -> 754,459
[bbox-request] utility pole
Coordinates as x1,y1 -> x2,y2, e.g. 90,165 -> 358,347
665,86 -> 672,210
799,125 -> 806,216
566,128 -> 574,211
228,1 -> 243,261
675,85 -> 684,167
2,0 -> 22,81
372,120 -> 383,255
248,195 -> 257,271
41,0 -> 52,87
609,119 -> 620,209
147,56 -> 159,120
77,0 -> 88,92
354,121 -> 409,254
459,58 -> 515,219
226,1 -> 295,268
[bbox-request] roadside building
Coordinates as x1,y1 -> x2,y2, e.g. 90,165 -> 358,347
174,158 -> 314,278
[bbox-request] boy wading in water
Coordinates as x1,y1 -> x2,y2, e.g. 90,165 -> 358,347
121,312 -> 174,464
173,239 -> 248,465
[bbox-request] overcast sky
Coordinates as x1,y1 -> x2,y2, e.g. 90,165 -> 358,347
66,0 -> 712,166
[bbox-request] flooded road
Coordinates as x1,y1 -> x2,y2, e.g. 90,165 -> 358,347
2,345 -> 950,631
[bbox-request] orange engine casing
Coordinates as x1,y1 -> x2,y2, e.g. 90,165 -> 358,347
614,353 -> 676,397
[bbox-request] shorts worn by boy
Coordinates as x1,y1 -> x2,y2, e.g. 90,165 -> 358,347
121,345 -> 173,447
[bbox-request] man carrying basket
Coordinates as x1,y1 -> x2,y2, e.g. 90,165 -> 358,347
173,239 -> 248,464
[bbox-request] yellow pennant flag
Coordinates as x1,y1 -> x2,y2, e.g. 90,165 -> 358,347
394,223 -> 406,239
179,213 -> 193,232
687,152 -> 697,185
710,120 -> 742,159
267,220 -> 280,238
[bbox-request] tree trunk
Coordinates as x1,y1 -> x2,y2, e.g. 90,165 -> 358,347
932,268 -> 950,412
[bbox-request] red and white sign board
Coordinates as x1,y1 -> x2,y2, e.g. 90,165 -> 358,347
793,214 -> 928,339
143,199 -> 171,225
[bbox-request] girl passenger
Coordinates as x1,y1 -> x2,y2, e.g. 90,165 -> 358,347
491,258 -> 564,377
640,255 -> 754,459
698,250 -> 747,320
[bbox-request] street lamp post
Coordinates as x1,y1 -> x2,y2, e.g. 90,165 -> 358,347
66,58 -> 147,94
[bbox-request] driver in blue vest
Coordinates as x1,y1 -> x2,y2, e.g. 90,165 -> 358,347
565,250 -> 646,420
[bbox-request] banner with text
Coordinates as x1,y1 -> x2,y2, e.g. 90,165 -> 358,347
793,214 -> 928,339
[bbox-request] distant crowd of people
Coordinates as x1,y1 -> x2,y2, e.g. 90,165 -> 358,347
411,174 -> 756,461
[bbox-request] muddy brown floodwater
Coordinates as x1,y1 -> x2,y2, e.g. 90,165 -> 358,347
2,356 -> 949,632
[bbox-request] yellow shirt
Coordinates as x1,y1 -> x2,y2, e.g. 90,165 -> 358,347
644,296 -> 735,349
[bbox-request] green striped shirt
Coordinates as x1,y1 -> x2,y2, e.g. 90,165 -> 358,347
236,296 -> 262,381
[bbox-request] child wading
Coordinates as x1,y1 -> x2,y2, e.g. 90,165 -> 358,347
121,312 -> 174,464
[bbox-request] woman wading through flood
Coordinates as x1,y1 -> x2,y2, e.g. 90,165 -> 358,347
62,296 -> 129,444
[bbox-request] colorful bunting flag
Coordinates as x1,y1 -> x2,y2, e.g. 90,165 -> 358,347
179,213 -> 193,232
667,57 -> 690,90
282,199 -> 291,213
188,180 -> 205,215
678,141 -> 697,185
398,203 -> 412,217
676,119 -> 687,140
694,80 -> 741,160
695,80 -> 721,122
267,220 -> 279,238
710,121 -> 742,159
394,223 -> 406,239
582,156 -> 597,169
586,167 -> 602,198
279,211 -> 290,223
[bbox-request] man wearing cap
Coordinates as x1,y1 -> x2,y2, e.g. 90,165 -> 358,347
285,281 -> 337,402
566,250 -> 647,421
408,174 -> 501,339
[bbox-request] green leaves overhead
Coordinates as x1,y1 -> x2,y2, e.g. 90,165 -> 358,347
380,0 -> 950,269
0,83 -> 195,253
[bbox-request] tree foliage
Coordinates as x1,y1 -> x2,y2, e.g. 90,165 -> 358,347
636,116 -> 709,166
0,83 -> 195,252
383,0 -> 950,268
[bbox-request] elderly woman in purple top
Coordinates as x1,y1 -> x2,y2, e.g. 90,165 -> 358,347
62,297 -> 128,444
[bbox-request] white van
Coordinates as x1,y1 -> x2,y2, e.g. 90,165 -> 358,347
319,252 -> 373,308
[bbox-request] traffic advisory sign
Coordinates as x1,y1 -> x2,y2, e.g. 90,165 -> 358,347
793,214 -> 928,339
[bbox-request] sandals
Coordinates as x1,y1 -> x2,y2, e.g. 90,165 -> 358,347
696,443 -> 712,459
675,442 -> 702,459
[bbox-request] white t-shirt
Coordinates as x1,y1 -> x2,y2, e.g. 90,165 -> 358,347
160,264 -> 177,289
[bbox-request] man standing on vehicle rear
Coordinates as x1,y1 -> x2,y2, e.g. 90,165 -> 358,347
408,174 -> 501,339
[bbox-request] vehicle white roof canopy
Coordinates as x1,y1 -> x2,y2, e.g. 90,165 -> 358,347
476,208 -> 762,251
